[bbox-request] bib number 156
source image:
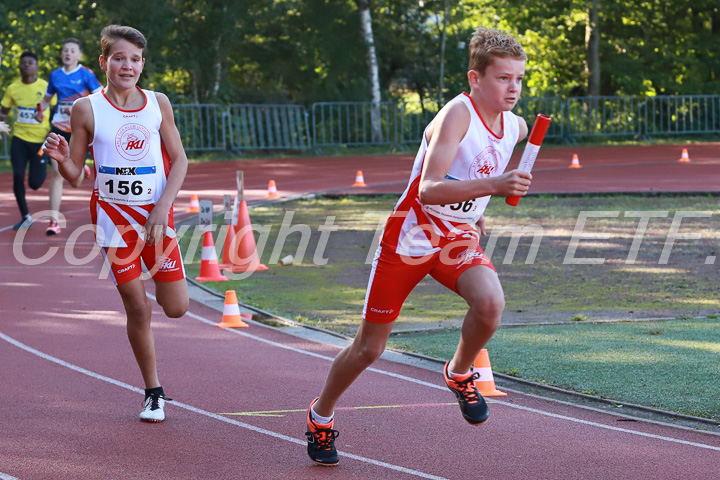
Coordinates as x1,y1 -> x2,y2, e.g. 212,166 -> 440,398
104,179 -> 148,196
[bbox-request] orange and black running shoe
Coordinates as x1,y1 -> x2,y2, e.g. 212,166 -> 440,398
443,362 -> 489,425
305,398 -> 339,465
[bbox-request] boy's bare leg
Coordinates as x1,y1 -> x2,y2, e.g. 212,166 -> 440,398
313,320 -> 395,417
48,160 -> 63,220
153,278 -> 189,319
448,266 -> 505,374
117,278 -> 159,389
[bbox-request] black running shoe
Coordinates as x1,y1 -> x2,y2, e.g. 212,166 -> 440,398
305,398 -> 339,465
443,362 -> 489,425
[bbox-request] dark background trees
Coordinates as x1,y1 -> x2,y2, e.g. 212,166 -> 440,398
2,0 -> 718,105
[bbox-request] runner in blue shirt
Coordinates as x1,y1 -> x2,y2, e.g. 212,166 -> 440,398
36,38 -> 102,235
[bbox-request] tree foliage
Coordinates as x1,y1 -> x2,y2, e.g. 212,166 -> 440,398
1,0 -> 717,104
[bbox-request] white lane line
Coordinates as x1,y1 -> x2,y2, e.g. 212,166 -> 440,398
0,330 -> 448,480
182,310 -> 720,452
0,473 -> 21,480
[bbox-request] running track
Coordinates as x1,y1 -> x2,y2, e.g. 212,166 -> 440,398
1,144 -> 719,479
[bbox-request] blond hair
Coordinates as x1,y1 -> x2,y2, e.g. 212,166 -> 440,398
469,26 -> 526,75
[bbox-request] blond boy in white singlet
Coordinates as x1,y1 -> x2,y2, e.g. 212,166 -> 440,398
305,26 -> 532,465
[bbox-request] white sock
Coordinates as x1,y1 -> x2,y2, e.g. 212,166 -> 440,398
448,368 -> 472,378
311,405 -> 334,425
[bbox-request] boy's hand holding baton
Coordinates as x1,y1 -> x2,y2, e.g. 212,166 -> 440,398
506,114 -> 552,206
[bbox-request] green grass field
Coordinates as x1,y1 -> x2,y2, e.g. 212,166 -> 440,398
388,319 -> 720,420
179,194 -> 720,419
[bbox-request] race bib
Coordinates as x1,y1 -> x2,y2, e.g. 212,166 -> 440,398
97,165 -> 156,205
16,106 -> 41,125
52,101 -> 73,126
423,199 -> 481,223
422,173 -> 480,224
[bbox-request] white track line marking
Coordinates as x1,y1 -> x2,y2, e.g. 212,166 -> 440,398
0,473 -> 20,480
181,310 -> 720,452
0,330 -> 447,480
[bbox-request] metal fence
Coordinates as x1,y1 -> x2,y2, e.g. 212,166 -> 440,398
644,95 -> 720,136
2,95 -> 719,160
229,104 -> 310,151
565,96 -> 644,138
312,102 -> 400,147
515,97 -> 566,140
173,104 -> 227,152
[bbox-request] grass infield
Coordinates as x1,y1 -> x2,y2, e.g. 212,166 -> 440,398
179,194 -> 720,419
388,319 -> 720,420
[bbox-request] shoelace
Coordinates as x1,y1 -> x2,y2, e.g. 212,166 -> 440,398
452,372 -> 481,403
307,426 -> 339,450
144,394 -> 172,411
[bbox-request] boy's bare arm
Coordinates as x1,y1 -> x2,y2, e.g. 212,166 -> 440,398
419,102 -> 531,206
154,93 -> 188,211
143,92 -> 188,245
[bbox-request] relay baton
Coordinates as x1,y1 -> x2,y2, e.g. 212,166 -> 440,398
505,113 -> 552,206
36,103 -> 42,114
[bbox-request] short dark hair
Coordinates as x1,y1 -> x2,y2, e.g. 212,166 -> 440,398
63,37 -> 83,51
20,51 -> 38,62
100,25 -> 147,58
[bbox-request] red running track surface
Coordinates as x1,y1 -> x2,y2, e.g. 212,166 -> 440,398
1,143 -> 719,479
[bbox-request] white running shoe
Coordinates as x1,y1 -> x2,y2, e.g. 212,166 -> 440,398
139,392 -> 168,423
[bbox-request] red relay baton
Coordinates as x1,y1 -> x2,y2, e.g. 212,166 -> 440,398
506,113 -> 552,206
36,103 -> 42,114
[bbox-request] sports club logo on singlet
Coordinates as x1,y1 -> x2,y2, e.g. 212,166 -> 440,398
468,146 -> 501,179
115,123 -> 151,161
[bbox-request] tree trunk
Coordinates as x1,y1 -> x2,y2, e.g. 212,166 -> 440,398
437,0 -> 449,106
585,0 -> 601,97
356,0 -> 382,143
213,36 -> 223,98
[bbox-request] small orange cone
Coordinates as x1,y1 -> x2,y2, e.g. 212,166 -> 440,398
352,170 -> 367,188
195,231 -> 228,282
678,148 -> 691,163
569,153 -> 582,169
221,200 -> 268,273
267,180 -> 279,198
215,290 -> 250,328
187,194 -> 200,213
473,349 -> 507,397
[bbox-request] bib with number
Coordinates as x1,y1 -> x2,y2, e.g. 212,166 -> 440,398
51,101 -> 73,126
421,174 -> 481,223
97,165 -> 156,205
422,198 -> 481,223
16,106 -> 41,125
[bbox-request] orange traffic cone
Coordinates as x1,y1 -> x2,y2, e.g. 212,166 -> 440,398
352,170 -> 367,187
220,223 -> 237,269
569,153 -> 582,169
267,180 -> 279,198
215,290 -> 250,328
473,349 -> 507,397
221,200 -> 268,273
678,148 -> 691,163
195,231 -> 228,282
187,194 -> 200,213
